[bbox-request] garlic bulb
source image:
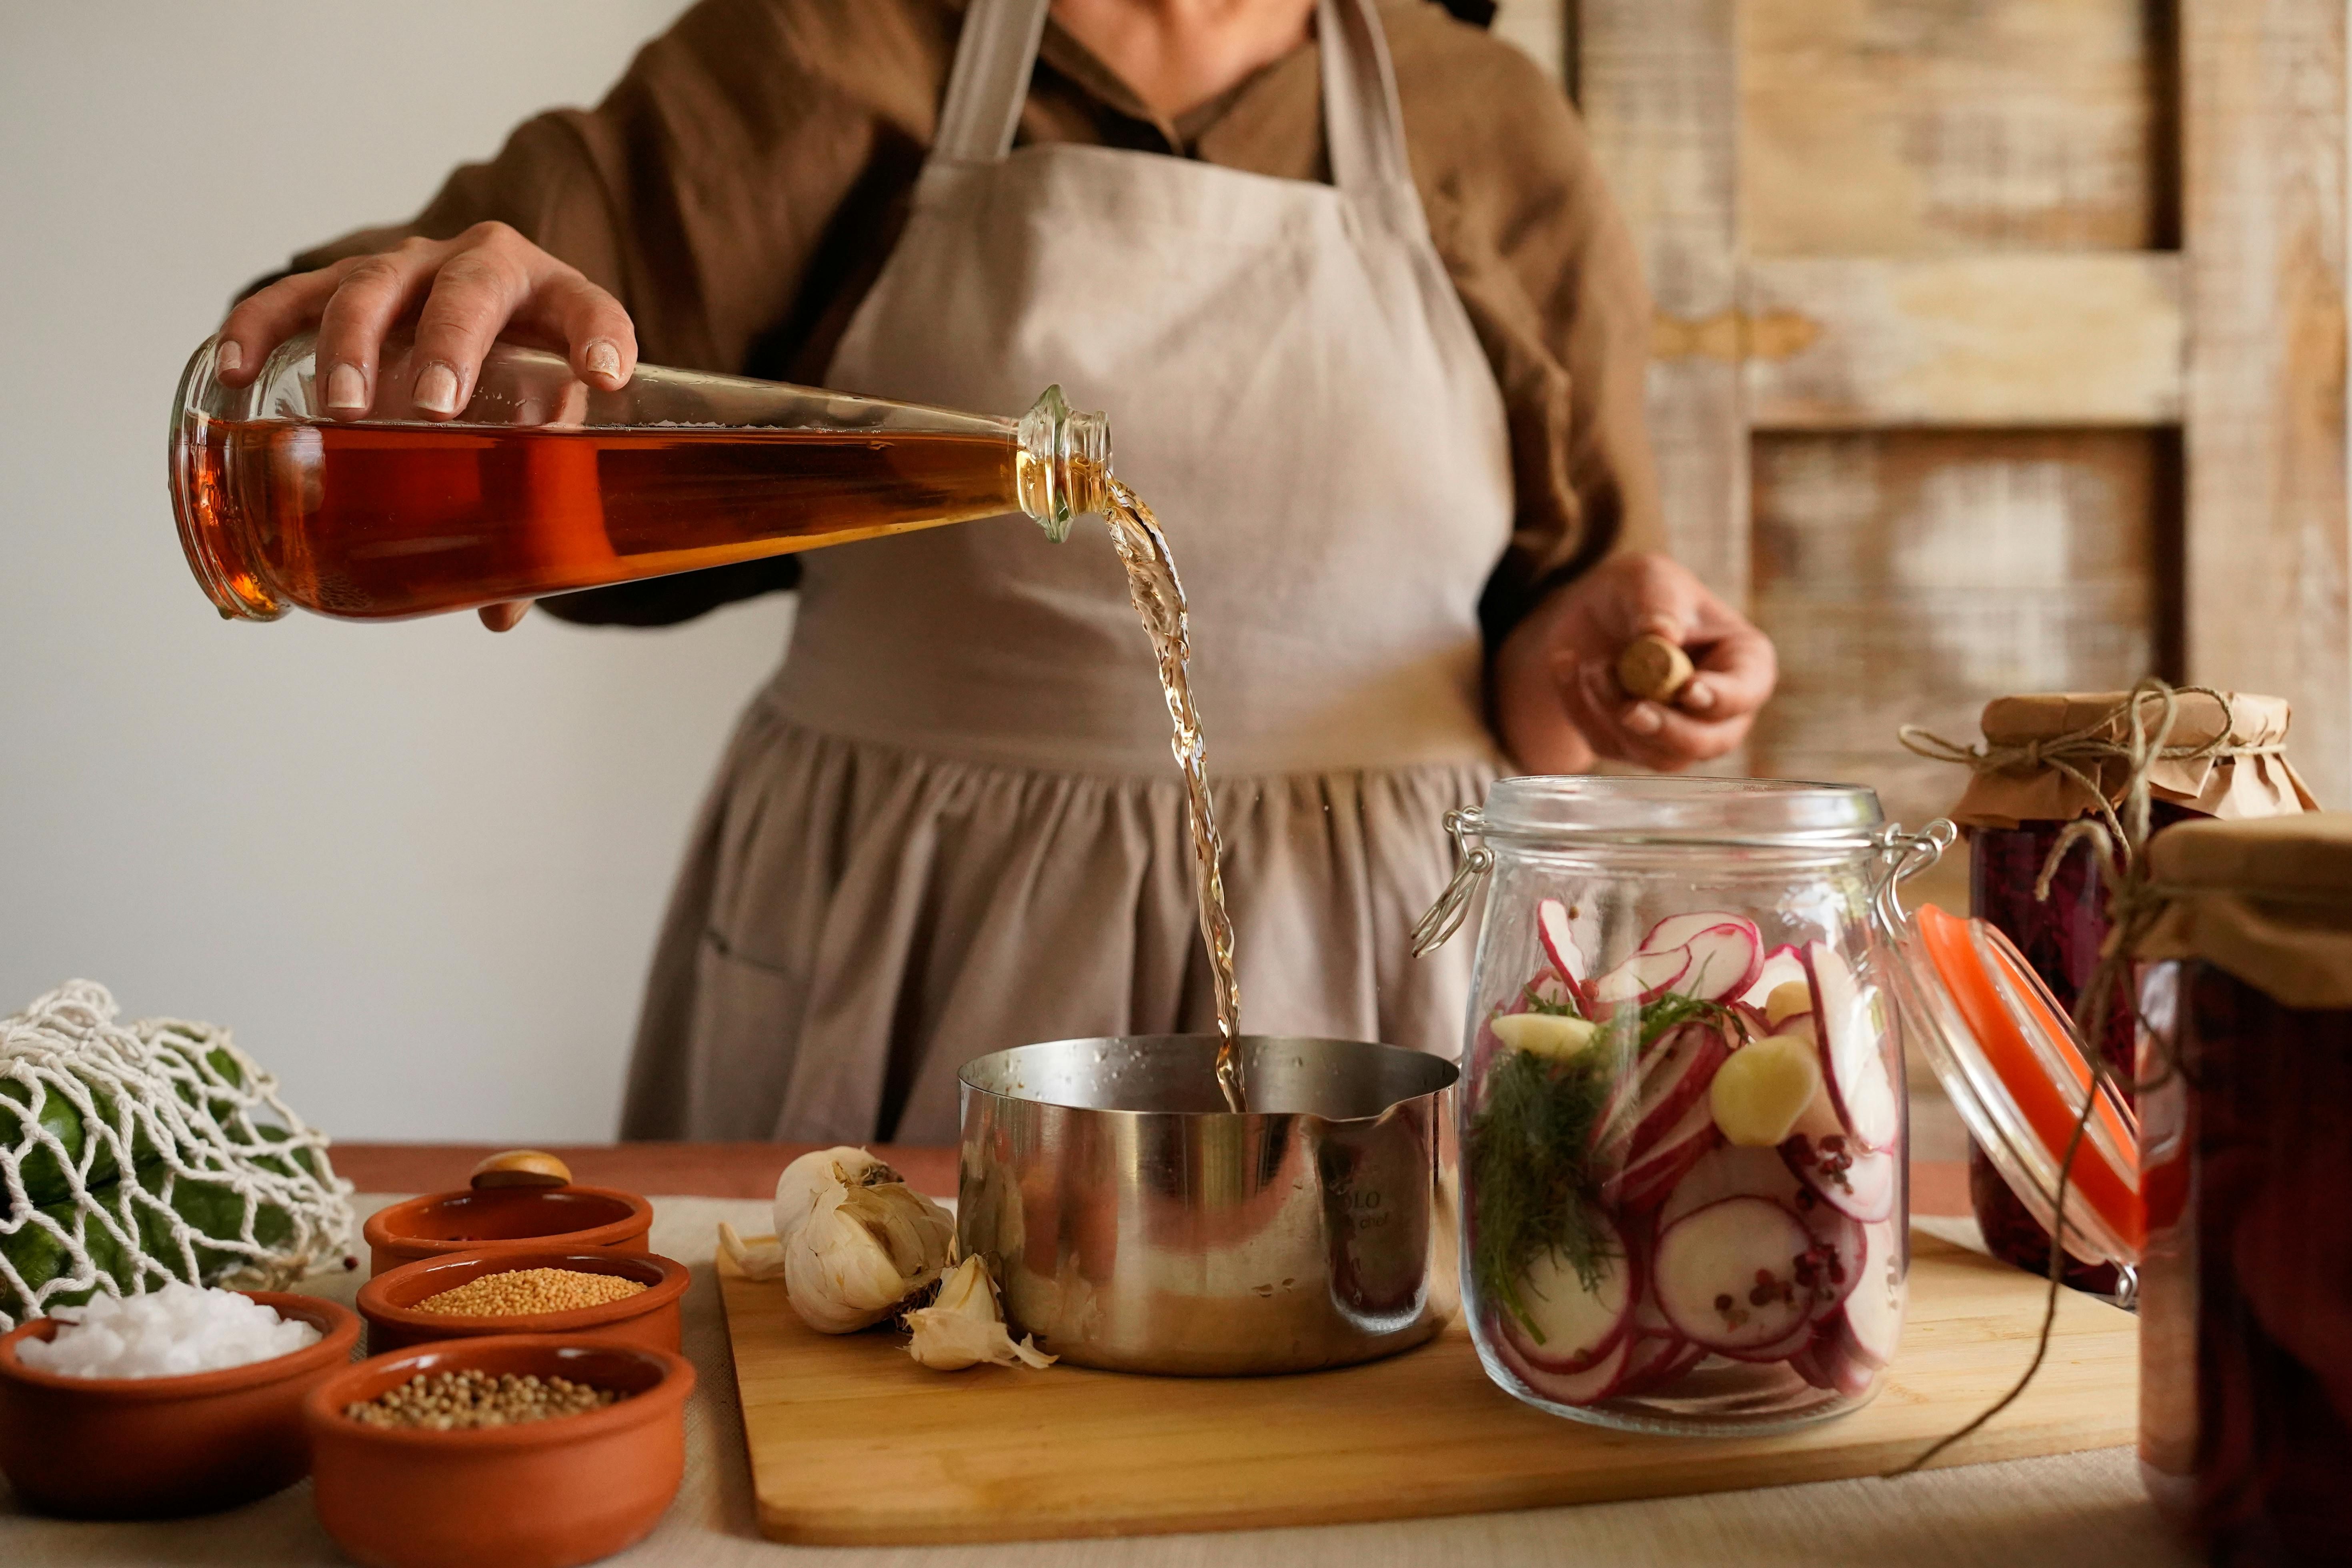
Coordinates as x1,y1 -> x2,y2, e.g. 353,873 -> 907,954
727,1147 -> 954,1334
905,1254 -> 1055,1370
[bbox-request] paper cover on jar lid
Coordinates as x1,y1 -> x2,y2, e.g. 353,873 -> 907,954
2136,814 -> 2352,1010
1938,690 -> 2314,830
1891,903 -> 2142,1268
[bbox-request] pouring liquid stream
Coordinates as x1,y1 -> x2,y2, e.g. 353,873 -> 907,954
1101,479 -> 1245,1111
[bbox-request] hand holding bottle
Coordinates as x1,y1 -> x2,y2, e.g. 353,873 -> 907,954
212,222 -> 638,631
1493,552 -> 1777,773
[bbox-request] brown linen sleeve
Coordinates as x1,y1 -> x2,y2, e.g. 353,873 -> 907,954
281,0 -> 956,625
1383,8 -> 1665,650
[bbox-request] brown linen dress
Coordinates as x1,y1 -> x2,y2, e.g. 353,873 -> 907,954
284,0 -> 1666,1141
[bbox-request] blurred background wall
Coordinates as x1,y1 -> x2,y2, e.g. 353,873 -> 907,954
0,1 -> 765,1141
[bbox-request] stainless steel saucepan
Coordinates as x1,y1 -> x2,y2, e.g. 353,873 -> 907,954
957,1035 -> 1457,1376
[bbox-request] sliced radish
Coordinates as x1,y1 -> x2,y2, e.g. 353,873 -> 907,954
1624,1223 -> 1676,1336
1491,1324 -> 1634,1407
1590,945 -> 1691,1008
1610,1096 -> 1720,1210
1781,1133 -> 1897,1223
1536,898 -> 1591,1003
1802,941 -> 1900,1151
1505,1216 -> 1633,1370
1673,923 -> 1764,1004
1837,1220 -> 1904,1366
1653,1196 -> 1815,1354
1660,1143 -> 1809,1230
1797,1204 -> 1866,1322
1739,945 -> 1811,1012
1717,1314 -> 1821,1365
1791,1334 -> 1877,1397
1615,1332 -> 1702,1397
1630,1019 -> 1733,1150
1636,911 -> 1754,955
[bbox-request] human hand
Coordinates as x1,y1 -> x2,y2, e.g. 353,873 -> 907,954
215,220 -> 637,421
218,223 -> 629,634
1492,552 -> 1777,773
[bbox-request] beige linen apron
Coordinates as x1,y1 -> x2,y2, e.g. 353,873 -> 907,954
620,0 -> 1514,1144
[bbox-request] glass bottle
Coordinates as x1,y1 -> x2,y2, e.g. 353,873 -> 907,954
2134,814 -> 2352,1566
168,331 -> 1110,622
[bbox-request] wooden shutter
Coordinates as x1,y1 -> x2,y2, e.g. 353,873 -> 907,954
1501,0 -> 2349,896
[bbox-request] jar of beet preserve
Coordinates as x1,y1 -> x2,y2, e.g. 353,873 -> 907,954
1923,691 -> 2311,1294
1414,776 -> 2106,1436
2133,815 -> 2352,1566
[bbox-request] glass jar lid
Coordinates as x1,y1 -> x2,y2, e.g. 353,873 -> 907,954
1892,903 -> 2142,1268
1479,775 -> 1885,845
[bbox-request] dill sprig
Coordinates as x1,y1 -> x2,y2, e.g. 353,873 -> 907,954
1467,1044 -> 1614,1339
1470,988 -> 1732,1342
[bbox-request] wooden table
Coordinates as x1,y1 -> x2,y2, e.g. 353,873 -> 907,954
4,1137 -> 2182,1568
331,1141 -> 1973,1214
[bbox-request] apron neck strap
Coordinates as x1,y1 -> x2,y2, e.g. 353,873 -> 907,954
931,0 -> 1428,226
1315,0 -> 1425,226
934,0 -> 1054,164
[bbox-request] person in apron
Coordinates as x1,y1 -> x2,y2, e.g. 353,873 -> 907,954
217,0 -> 1776,1144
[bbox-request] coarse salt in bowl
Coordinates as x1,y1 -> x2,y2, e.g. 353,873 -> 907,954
16,1282 -> 324,1379
0,1288 -> 360,1519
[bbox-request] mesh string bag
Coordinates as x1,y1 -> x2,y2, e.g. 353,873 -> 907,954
0,979 -> 354,1329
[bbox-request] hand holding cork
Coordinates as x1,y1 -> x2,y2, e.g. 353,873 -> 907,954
1614,633 -> 1697,706
1489,553 -> 1778,775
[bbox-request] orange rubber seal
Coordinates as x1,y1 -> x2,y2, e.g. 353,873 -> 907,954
1916,903 -> 2143,1254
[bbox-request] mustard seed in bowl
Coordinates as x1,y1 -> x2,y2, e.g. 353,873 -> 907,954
412,1267 -> 649,1318
344,1369 -> 626,1430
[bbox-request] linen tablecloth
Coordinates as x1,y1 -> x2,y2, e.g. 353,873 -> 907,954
1,1196 -> 2193,1568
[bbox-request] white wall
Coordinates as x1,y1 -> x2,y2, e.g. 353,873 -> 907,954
0,2 -> 794,1141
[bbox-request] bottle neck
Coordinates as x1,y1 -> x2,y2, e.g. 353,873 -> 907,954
1014,385 -> 1112,541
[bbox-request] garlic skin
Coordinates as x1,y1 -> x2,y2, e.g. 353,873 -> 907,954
719,1147 -> 957,1335
773,1145 -> 894,1242
905,1254 -> 1055,1371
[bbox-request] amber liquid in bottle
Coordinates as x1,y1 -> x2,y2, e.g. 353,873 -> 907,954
187,420 -> 1021,619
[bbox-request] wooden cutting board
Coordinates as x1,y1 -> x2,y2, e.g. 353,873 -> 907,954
719,1231 -> 2136,1546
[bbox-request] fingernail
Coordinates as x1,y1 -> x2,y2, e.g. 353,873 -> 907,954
218,340 -> 243,374
1682,680 -> 1715,712
325,362 -> 367,411
585,339 -> 620,381
1626,703 -> 1664,736
414,362 -> 460,416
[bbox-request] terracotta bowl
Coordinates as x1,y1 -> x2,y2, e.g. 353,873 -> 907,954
305,1335 -> 693,1568
356,1248 -> 691,1355
0,1291 -> 360,1518
363,1184 -> 653,1275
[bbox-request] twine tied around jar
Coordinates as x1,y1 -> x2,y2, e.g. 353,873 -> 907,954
1896,684 -> 2280,864
1889,678 -> 2198,1477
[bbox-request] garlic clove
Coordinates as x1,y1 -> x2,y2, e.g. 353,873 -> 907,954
904,1256 -> 1056,1371
717,1221 -> 790,1282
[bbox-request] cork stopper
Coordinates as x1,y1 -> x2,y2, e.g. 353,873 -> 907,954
1615,635 -> 1695,704
468,1149 -> 574,1190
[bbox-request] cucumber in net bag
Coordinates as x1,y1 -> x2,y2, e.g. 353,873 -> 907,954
1,980 -> 353,1328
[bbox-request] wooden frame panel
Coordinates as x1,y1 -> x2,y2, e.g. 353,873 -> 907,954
2181,0 -> 2350,804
